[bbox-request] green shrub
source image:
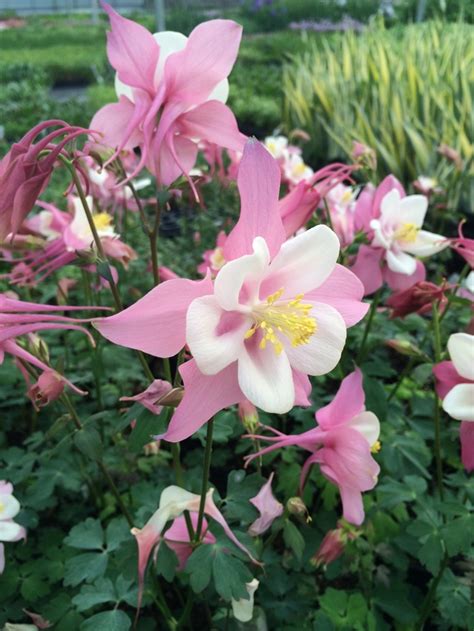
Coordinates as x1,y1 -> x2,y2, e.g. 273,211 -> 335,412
283,22 -> 474,188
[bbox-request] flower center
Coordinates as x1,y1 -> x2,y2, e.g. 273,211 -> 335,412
93,212 -> 113,232
371,440 -> 381,454
210,247 -> 226,271
244,288 -> 317,355
0,501 -> 4,513
394,222 -> 418,243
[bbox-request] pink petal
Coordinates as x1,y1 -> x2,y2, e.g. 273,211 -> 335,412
94,276 -> 213,358
383,259 -> 426,292
224,139 -> 285,262
293,370 -> 312,406
101,1 -> 159,93
155,132 -> 198,187
339,485 -> 365,526
159,360 -> 244,442
306,264 -> 369,327
248,472 -> 283,536
120,379 -> 172,415
278,181 -> 319,237
350,245 -> 384,296
178,101 -> 246,152
460,422 -> 474,472
353,185 -> 375,234
90,96 -> 146,152
164,20 -> 242,104
315,369 -> 365,430
433,361 -> 464,399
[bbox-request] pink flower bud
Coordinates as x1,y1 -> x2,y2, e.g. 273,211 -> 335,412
28,371 -> 65,409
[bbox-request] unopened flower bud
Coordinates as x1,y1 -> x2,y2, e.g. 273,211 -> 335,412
238,400 -> 259,433
144,440 -> 161,456
286,497 -> 311,522
28,370 -> 65,410
351,141 -> 377,171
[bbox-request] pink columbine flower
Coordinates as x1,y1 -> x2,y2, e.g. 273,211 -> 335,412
0,293 -> 100,396
325,183 -> 357,247
433,333 -> 474,471
163,513 -> 215,571
246,369 -> 380,525
0,120 -> 88,241
350,176 -> 447,295
132,485 -> 258,611
0,481 -> 26,573
91,2 -> 246,188
120,379 -> 172,415
95,140 -> 368,442
28,370 -> 65,409
312,522 -> 356,567
248,472 -> 283,536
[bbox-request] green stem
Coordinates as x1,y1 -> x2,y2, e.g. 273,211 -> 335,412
61,393 -> 134,528
194,418 -> 214,542
356,289 -> 381,364
431,302 -> 444,500
171,441 -> 195,540
176,590 -> 194,630
416,553 -> 448,629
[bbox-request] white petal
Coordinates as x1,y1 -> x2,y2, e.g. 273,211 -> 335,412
403,230 -> 448,256
346,411 -> 380,446
214,237 -> 269,311
370,219 -> 391,249
0,495 -> 20,520
114,73 -> 134,102
379,189 -> 402,223
284,302 -> 346,376
153,31 -> 187,86
232,579 -> 259,623
448,333 -> 474,381
238,340 -> 294,413
386,249 -> 417,275
264,225 -> 340,298
443,383 -> 474,422
465,271 -> 474,295
208,79 -> 229,103
186,296 -> 251,375
397,195 -> 428,228
0,521 -> 23,542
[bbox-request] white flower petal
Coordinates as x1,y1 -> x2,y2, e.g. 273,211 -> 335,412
208,78 -> 229,103
214,237 -> 269,310
346,411 -> 380,446
448,333 -> 474,381
0,495 -> 20,521
114,73 -> 135,101
153,31 -> 188,86
443,383 -> 474,422
370,219 -> 391,249
186,296 -> 251,375
397,195 -> 428,228
232,579 -> 259,623
386,249 -> 417,275
264,225 -> 340,298
402,230 -> 448,256
238,340 -> 294,413
284,302 -> 346,376
380,189 -> 402,223
0,521 -> 23,543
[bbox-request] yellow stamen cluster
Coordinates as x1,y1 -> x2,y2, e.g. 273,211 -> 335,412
245,288 -> 317,355
292,162 -> 308,177
371,440 -> 381,454
394,222 -> 418,243
210,247 -> 226,271
93,212 -> 113,231
0,501 -> 4,513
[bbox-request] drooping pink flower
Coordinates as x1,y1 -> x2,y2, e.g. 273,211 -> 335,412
450,222 -> 474,268
131,485 -> 259,612
245,369 -> 380,525
90,2 -> 246,188
0,120 -> 88,241
28,370 -> 65,409
0,293 -> 102,397
0,481 -> 26,574
120,379 -> 172,415
386,280 -> 450,319
248,472 -> 283,536
350,176 -> 446,295
433,333 -> 474,471
312,522 -> 356,567
95,140 -> 368,442
163,513 -> 215,571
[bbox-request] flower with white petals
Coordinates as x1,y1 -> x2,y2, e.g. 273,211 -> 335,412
442,333 -> 474,422
232,578 -> 259,622
369,189 -> 446,275
0,481 -> 26,573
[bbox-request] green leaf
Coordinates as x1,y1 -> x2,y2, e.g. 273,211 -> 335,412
212,551 -> 253,601
72,578 -> 116,612
80,610 -> 131,631
224,470 -> 262,522
437,569 -> 473,628
441,514 -> 474,557
20,574 -> 51,602
64,552 -> 108,587
74,426 -> 103,461
363,375 -> 387,422
186,545 -> 213,594
156,541 -> 179,582
283,520 -> 305,561
105,518 -> 130,552
65,518 -> 104,550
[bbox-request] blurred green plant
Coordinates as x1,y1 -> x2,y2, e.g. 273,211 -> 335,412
283,21 -> 474,195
